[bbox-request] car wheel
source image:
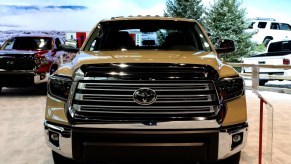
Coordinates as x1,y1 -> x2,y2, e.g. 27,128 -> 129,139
52,151 -> 77,164
259,79 -> 268,86
263,38 -> 272,47
0,86 -> 2,93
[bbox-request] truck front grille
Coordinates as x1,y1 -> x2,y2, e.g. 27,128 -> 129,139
71,64 -> 220,122
0,55 -> 35,70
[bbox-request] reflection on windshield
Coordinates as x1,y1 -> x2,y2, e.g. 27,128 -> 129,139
87,20 -> 211,52
4,37 -> 52,50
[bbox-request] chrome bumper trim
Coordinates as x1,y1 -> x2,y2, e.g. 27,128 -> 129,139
72,120 -> 220,129
284,69 -> 291,76
44,122 -> 72,158
218,125 -> 248,160
0,70 -> 34,73
44,121 -> 248,161
34,73 -> 49,84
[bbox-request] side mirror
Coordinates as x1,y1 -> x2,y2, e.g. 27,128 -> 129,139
215,39 -> 236,54
63,40 -> 79,53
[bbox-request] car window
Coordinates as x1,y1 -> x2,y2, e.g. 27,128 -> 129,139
55,38 -> 62,49
268,41 -> 291,52
85,20 -> 211,52
280,23 -> 291,30
282,41 -> 291,51
247,22 -> 255,29
3,37 -> 52,50
257,22 -> 267,28
268,42 -> 282,52
58,37 -> 65,45
270,23 -> 280,30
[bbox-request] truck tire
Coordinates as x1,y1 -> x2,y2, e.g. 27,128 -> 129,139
259,79 -> 268,86
52,151 -> 76,164
263,37 -> 272,47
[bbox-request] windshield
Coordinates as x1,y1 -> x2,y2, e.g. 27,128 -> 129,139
3,37 -> 52,50
85,20 -> 211,52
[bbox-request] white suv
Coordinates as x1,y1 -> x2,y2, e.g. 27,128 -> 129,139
247,18 -> 291,46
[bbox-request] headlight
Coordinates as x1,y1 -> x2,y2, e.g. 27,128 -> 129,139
219,76 -> 244,101
48,75 -> 72,100
35,56 -> 49,66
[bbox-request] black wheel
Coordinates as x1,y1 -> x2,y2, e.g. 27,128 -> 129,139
0,86 -> 2,94
217,151 -> 241,164
259,79 -> 268,86
263,37 -> 272,47
52,151 -> 76,164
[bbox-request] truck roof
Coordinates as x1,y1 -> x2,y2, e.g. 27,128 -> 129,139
15,33 -> 59,38
100,16 -> 198,23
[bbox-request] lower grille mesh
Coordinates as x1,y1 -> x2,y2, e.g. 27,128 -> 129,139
0,55 -> 35,70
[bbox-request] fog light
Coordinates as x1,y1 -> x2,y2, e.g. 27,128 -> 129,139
49,131 -> 59,147
233,134 -> 241,143
51,133 -> 59,141
231,132 -> 243,149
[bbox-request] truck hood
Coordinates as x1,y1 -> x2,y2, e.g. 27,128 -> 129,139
58,50 -> 238,77
72,50 -> 221,68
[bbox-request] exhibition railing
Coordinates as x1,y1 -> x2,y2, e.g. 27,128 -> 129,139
227,63 -> 291,81
226,63 -> 291,164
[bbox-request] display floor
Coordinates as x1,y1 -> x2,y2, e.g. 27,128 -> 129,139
0,88 -> 290,163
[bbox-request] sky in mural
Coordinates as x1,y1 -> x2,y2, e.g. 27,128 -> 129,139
0,0 -> 290,31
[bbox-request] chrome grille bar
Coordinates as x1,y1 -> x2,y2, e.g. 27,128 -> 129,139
73,104 -> 216,114
75,93 -> 214,103
79,82 -> 210,91
72,81 -> 218,116
70,64 -> 220,121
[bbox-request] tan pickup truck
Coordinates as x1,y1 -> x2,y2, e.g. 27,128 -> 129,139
44,16 -> 247,164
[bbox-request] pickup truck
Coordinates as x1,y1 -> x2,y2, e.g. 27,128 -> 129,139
0,34 -> 76,93
247,19 -> 291,45
44,16 -> 248,164
243,40 -> 291,85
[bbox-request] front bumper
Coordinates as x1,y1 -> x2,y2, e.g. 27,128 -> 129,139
44,121 -> 248,163
284,69 -> 291,76
0,70 -> 49,86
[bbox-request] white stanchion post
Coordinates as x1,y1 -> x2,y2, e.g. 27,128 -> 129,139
60,54 -> 64,65
252,65 -> 259,92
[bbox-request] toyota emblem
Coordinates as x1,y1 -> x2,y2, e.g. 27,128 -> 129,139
133,88 -> 157,105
